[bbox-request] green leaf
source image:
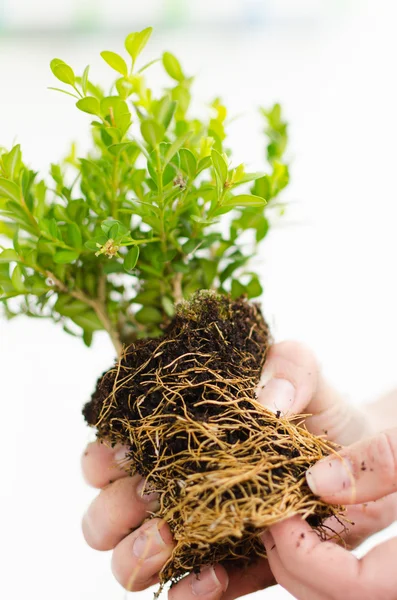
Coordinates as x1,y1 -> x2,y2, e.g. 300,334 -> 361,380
54,297 -> 88,317
66,223 -> 83,249
50,59 -> 75,85
125,27 -> 153,64
246,275 -> 263,299
108,142 -> 137,156
0,178 -> 20,202
164,132 -> 191,165
0,221 -> 15,238
211,149 -> 228,186
53,250 -> 80,264
76,97 -> 101,116
71,311 -> 104,332
48,87 -> 80,99
223,194 -> 267,208
101,219 -> 128,237
81,65 -> 90,95
3,145 -> 22,180
179,148 -> 197,179
140,119 -> 165,147
100,51 -> 128,76
231,279 -> 247,299
163,52 -> 185,82
11,264 -> 25,292
83,330 -> 93,347
0,249 -> 19,263
85,235 -> 107,251
124,246 -> 140,272
161,296 -> 175,317
232,172 -> 267,187
135,305 -> 163,324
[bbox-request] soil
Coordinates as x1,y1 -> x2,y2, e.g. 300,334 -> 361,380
83,291 -> 344,584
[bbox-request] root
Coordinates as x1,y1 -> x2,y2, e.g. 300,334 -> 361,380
83,291 -> 346,583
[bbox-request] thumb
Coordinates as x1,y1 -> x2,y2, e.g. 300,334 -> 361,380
306,427 -> 397,504
257,341 -> 371,445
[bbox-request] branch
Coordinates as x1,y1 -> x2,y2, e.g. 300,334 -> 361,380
46,270 -> 123,358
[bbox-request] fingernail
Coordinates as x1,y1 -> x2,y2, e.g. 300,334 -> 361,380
257,377 -> 296,415
132,521 -> 172,559
136,478 -> 160,505
306,457 -> 353,496
114,446 -> 130,465
191,566 -> 226,596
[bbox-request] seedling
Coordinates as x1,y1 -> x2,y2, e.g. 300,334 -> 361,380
0,28 -> 342,588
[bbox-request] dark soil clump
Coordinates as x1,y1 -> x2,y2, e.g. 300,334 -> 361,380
83,291 -> 344,584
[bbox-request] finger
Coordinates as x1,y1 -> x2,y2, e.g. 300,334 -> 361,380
360,537 -> 397,594
221,559 -> 275,600
306,428 -> 397,504
111,518 -> 174,592
265,517 -> 361,597
257,341 -> 370,445
168,566 -> 228,600
266,517 -> 397,599
262,532 -> 324,600
323,492 -> 397,549
82,475 -> 159,551
81,441 -> 130,488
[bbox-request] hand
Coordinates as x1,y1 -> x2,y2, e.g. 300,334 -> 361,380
263,427 -> 397,600
81,341 -> 383,599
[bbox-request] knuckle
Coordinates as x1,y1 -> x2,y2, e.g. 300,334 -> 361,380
271,340 -> 318,370
266,341 -> 319,391
369,430 -> 397,483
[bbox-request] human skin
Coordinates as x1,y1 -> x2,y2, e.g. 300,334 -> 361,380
262,407 -> 397,599
81,342 -> 397,599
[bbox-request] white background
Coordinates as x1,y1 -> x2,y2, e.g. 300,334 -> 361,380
1,2 -> 397,599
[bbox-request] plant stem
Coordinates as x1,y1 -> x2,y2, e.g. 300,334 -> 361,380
172,272 -> 183,304
45,269 -> 122,357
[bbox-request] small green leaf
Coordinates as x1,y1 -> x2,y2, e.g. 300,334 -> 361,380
108,142 -> 137,156
125,27 -> 153,64
54,297 -> 87,317
101,51 -> 128,76
223,194 -> 267,208
101,219 -> 128,237
140,119 -> 165,147
0,249 -> 19,263
163,52 -> 185,82
11,264 -> 25,292
3,145 -> 22,180
246,275 -> 263,299
211,149 -> 228,186
66,223 -> 83,248
50,59 -> 75,85
84,235 -> 107,251
0,178 -> 20,202
81,65 -> 90,95
164,132 -> 191,165
83,330 -> 93,347
53,250 -> 80,264
161,296 -> 175,317
231,279 -> 247,299
232,172 -> 267,186
124,246 -> 140,272
71,311 -> 104,332
135,305 -> 162,324
76,97 -> 101,116
0,221 -> 15,238
179,148 -> 197,179
48,87 -> 79,99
